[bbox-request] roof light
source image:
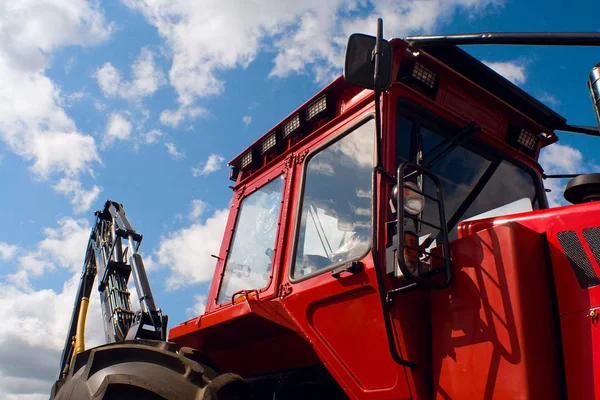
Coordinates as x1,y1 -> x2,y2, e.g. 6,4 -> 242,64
307,95 -> 328,121
506,125 -> 538,157
411,63 -> 436,89
282,114 -> 301,138
260,131 -> 279,155
239,150 -> 255,170
229,166 -> 239,182
517,128 -> 538,151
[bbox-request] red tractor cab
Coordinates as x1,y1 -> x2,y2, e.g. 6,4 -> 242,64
167,26 -> 600,399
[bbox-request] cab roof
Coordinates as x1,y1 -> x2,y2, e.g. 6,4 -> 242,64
230,39 -> 568,167
417,43 -> 566,130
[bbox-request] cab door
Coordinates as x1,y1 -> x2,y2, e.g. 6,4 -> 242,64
281,108 -> 414,400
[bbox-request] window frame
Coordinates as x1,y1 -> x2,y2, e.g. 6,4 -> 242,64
289,115 -> 377,283
213,169 -> 288,307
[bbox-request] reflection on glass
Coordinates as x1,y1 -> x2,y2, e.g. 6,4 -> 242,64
217,176 -> 284,303
293,120 -> 375,278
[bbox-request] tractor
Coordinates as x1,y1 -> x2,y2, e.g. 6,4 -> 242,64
52,20 -> 600,399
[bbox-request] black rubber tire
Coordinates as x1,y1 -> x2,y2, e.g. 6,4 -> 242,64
50,340 -> 251,399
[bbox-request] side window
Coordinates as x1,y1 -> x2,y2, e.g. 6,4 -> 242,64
217,176 -> 284,304
292,119 -> 375,278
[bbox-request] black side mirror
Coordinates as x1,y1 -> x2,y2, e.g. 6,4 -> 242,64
344,33 -> 393,90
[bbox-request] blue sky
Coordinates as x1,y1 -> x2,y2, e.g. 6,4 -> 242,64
1,0 -> 599,397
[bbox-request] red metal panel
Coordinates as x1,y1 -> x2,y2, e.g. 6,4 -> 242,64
308,287 -> 397,390
458,202 -> 600,315
440,85 -> 507,137
282,258 -> 412,400
560,308 -> 600,400
431,222 -> 562,399
169,299 -> 321,376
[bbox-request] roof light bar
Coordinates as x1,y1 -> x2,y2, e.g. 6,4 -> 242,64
307,95 -> 328,121
282,114 -> 301,138
260,131 -> 279,155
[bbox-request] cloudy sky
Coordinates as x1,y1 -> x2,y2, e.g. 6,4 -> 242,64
1,0 -> 599,398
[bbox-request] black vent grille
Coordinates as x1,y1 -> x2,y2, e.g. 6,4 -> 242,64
557,230 -> 600,289
583,228 -> 600,268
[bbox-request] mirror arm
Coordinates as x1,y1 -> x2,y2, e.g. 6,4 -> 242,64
373,18 -> 384,170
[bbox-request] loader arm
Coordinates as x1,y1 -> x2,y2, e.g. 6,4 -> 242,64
57,200 -> 167,380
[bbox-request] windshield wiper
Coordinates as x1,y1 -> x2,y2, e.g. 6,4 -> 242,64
420,159 -> 500,250
308,204 -> 333,257
447,159 -> 501,231
422,122 -> 480,169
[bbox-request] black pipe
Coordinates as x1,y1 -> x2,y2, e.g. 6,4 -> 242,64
407,32 -> 600,47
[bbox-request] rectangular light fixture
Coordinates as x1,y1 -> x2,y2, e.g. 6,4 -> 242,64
260,131 -> 278,155
411,63 -> 437,89
506,125 -> 538,157
307,95 -> 328,121
516,128 -> 538,151
229,166 -> 239,182
239,150 -> 254,170
282,114 -> 301,138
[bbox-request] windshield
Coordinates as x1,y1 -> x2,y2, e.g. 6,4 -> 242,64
292,119 -> 375,278
397,113 -> 541,241
217,175 -> 284,303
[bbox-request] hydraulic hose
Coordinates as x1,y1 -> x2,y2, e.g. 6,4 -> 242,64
72,296 -> 90,359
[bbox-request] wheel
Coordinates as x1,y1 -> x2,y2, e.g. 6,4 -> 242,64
51,340 -> 251,399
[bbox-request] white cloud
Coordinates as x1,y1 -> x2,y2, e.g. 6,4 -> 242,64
95,62 -> 121,96
130,48 -> 166,96
144,129 -> 163,144
62,90 -> 88,107
189,199 -> 207,220
53,177 -> 102,214
192,154 -> 225,177
186,294 -> 207,317
242,115 -> 252,126
0,215 -> 105,399
156,209 -> 228,290
541,144 -> 584,175
25,131 -> 100,180
0,274 -> 104,400
538,91 -> 561,109
540,143 -> 586,207
159,105 -> 208,128
0,242 -> 18,261
165,142 -> 185,159
124,0 -> 502,126
15,217 -> 91,282
482,60 -> 526,85
104,113 -> 132,146
95,47 -> 165,100
0,1 -> 110,211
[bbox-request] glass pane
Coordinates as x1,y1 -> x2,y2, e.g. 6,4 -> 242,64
460,160 -> 539,220
217,176 -> 284,304
396,117 -> 413,164
293,120 -> 375,278
408,124 -> 539,241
